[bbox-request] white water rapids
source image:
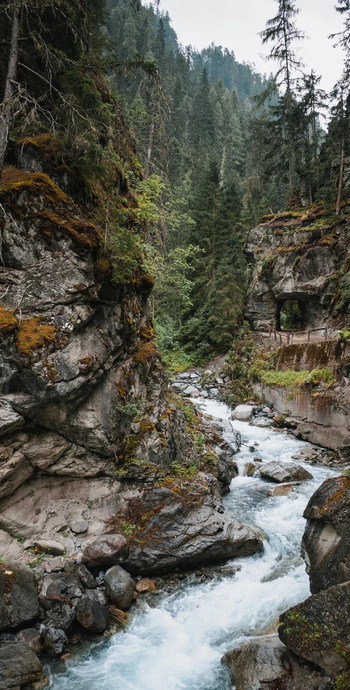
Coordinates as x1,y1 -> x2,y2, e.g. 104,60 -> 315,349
48,396 -> 336,690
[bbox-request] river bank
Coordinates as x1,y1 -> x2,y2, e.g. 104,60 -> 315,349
45,389 -> 337,689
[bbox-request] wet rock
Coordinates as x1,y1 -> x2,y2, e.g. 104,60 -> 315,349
0,641 -> 44,690
302,475 -> 350,593
223,634 -> 325,690
16,629 -> 43,656
243,463 -> 256,477
0,562 -> 39,632
183,385 -> 200,397
75,595 -> 109,633
77,565 -> 96,589
41,573 -> 83,601
104,566 -> 134,610
279,581 -> 350,676
232,405 -> 254,421
41,625 -> 68,656
135,579 -> 156,594
268,483 -> 293,497
81,534 -> 129,569
109,606 -> 128,629
122,483 -> 264,575
259,461 -> 313,483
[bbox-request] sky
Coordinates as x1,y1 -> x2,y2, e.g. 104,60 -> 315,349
154,0 -> 345,93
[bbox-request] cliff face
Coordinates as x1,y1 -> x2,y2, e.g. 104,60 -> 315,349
0,143 -> 264,581
0,151 -> 170,555
245,206 -> 349,332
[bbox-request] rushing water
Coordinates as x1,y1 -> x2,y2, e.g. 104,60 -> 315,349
48,396 -> 336,690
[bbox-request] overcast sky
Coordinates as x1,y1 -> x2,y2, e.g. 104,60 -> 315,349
152,0 -> 344,93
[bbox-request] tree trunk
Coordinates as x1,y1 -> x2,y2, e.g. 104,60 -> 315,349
0,0 -> 21,178
336,139 -> 345,215
145,110 -> 155,179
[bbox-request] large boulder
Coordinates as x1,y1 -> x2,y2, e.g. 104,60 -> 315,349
259,461 -> 312,483
81,534 -> 129,569
279,581 -> 350,676
223,634 -> 325,690
0,641 -> 44,689
302,475 -> 350,593
104,565 -> 134,610
75,595 -> 109,633
121,482 -> 264,575
0,562 -> 39,632
232,405 -> 254,421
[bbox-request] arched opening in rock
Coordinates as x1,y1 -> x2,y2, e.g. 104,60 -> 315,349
277,299 -> 304,331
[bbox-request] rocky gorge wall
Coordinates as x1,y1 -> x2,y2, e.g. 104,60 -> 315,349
245,206 -> 349,332
0,145 -> 265,685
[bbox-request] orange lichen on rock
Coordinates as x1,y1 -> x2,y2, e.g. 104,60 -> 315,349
0,307 -> 18,333
133,341 -> 157,364
17,318 -> 58,356
33,210 -> 99,249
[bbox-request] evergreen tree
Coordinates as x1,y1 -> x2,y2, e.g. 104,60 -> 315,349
260,0 -> 305,194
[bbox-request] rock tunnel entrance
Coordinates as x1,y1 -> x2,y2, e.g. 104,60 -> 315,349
277,299 -> 304,331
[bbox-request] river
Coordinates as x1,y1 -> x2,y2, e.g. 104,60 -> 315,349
48,395 -> 336,690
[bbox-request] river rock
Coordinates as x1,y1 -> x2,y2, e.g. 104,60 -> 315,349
243,462 -> 256,477
122,483 -> 264,575
40,572 -> 83,601
16,628 -> 43,656
75,594 -> 109,633
259,461 -> 313,483
104,565 -> 134,610
30,539 -> 65,556
302,475 -> 350,593
279,581 -> 350,675
0,641 -> 45,689
77,564 -> 96,589
268,483 -> 293,497
81,534 -> 129,569
135,579 -> 156,594
232,405 -> 254,421
0,562 -> 39,632
41,624 -> 68,657
223,634 -> 325,690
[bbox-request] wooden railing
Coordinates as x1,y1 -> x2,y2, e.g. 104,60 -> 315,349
267,326 -> 335,345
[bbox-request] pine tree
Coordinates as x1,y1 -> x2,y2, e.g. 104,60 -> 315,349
260,0 -> 305,194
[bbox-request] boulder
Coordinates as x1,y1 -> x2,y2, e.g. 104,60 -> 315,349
268,483 -> 293,497
40,572 -> 83,601
16,629 -> 43,656
259,461 -> 313,483
122,483 -> 264,575
243,462 -> 256,477
30,539 -> 65,556
135,579 -> 156,594
279,581 -> 350,676
81,534 -> 129,569
0,641 -> 44,690
0,562 -> 39,632
232,405 -> 254,421
75,595 -> 109,633
41,624 -> 68,657
104,566 -> 134,610
302,475 -> 350,593
223,634 -> 326,690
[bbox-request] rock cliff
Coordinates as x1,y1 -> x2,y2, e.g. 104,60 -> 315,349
245,205 -> 349,332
